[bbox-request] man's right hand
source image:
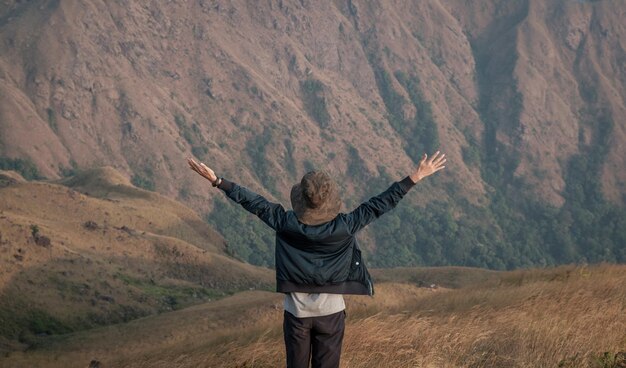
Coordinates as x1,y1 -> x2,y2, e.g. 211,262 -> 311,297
187,157 -> 218,184
409,151 -> 446,183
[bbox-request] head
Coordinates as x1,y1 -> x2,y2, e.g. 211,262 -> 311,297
290,171 -> 341,225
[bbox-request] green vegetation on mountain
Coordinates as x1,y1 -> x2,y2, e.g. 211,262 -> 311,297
300,79 -> 331,128
393,71 -> 440,155
246,126 -> 278,196
131,170 -> 156,191
207,197 -> 275,268
0,157 -> 42,180
175,114 -> 209,159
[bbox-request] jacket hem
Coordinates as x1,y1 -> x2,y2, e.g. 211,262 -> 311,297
277,280 -> 372,296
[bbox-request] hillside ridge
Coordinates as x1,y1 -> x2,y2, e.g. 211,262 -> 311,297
0,167 -> 273,349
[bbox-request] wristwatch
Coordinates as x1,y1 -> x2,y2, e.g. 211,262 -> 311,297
212,177 -> 223,187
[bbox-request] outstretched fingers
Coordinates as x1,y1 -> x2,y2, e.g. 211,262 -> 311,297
187,157 -> 209,178
187,157 -> 199,167
187,157 -> 197,170
433,153 -> 446,167
187,158 -> 201,173
428,151 -> 441,165
425,150 -> 446,173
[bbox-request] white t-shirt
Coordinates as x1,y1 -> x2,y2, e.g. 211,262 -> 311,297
283,292 -> 345,318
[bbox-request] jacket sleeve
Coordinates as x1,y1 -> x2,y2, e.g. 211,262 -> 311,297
217,179 -> 286,231
343,176 -> 415,234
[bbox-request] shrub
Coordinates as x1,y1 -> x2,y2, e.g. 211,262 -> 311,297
131,170 -> 155,191
245,127 -> 277,194
300,79 -> 331,127
0,156 -> 42,180
206,198 -> 275,268
46,108 -> 57,132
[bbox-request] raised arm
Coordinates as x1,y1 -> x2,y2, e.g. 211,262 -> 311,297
344,151 -> 446,234
187,157 -> 286,231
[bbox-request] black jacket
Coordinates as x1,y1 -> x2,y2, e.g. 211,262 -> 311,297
219,177 -> 415,296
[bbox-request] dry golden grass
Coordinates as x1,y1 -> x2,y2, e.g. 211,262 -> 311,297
204,265 -> 626,368
2,290 -> 284,368
3,264 -> 625,368
370,266 -> 501,289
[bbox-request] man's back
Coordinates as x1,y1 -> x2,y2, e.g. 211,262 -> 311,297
187,151 -> 447,368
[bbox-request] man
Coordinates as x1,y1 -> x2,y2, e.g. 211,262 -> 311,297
187,151 -> 446,368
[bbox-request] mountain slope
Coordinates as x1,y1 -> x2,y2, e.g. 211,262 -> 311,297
0,0 -> 624,268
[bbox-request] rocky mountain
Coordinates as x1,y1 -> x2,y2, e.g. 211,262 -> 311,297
1,0 -> 624,267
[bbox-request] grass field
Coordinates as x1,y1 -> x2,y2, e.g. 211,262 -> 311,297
2,264 -> 625,367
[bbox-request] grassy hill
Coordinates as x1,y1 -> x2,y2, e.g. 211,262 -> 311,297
0,168 -> 273,352
2,264 -> 625,367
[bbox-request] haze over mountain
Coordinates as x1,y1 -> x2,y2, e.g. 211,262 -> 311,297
1,0 -> 624,268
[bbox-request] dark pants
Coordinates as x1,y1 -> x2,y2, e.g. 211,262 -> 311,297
283,310 -> 346,368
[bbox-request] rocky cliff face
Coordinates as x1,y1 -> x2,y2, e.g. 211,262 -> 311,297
1,0 -> 624,266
